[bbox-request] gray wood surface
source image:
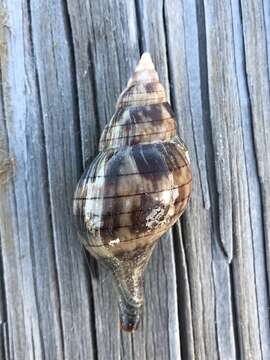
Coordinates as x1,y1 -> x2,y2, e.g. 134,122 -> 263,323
0,0 -> 269,359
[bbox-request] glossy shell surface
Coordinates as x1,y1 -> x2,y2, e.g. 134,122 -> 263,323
74,138 -> 191,258
74,54 -> 192,258
73,53 -> 192,331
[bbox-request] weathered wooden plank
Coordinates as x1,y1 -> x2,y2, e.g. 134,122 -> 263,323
240,0 -> 270,308
0,0 -> 95,359
27,0 -> 97,358
231,0 -> 270,356
204,0 -> 270,359
0,1 -> 64,358
163,1 -> 221,358
204,2 -> 254,359
195,0 -> 238,357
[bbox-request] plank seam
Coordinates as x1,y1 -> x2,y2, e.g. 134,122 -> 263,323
0,234 -> 8,360
87,2 -> 102,156
229,264 -> 241,359
172,223 -> 195,360
134,0 -> 143,54
0,70 -> 8,334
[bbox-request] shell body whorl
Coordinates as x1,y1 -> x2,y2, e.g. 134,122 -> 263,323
73,53 -> 192,331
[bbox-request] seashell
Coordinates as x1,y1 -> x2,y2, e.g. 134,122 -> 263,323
73,53 -> 192,332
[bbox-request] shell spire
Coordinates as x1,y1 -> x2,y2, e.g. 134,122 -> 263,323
99,52 -> 176,151
116,52 -> 166,108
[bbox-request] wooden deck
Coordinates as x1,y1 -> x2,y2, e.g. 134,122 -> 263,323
0,0 -> 269,359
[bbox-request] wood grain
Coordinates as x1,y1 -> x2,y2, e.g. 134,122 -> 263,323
0,0 -> 269,359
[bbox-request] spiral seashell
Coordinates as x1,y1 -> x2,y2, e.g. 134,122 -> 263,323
73,53 -> 192,332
